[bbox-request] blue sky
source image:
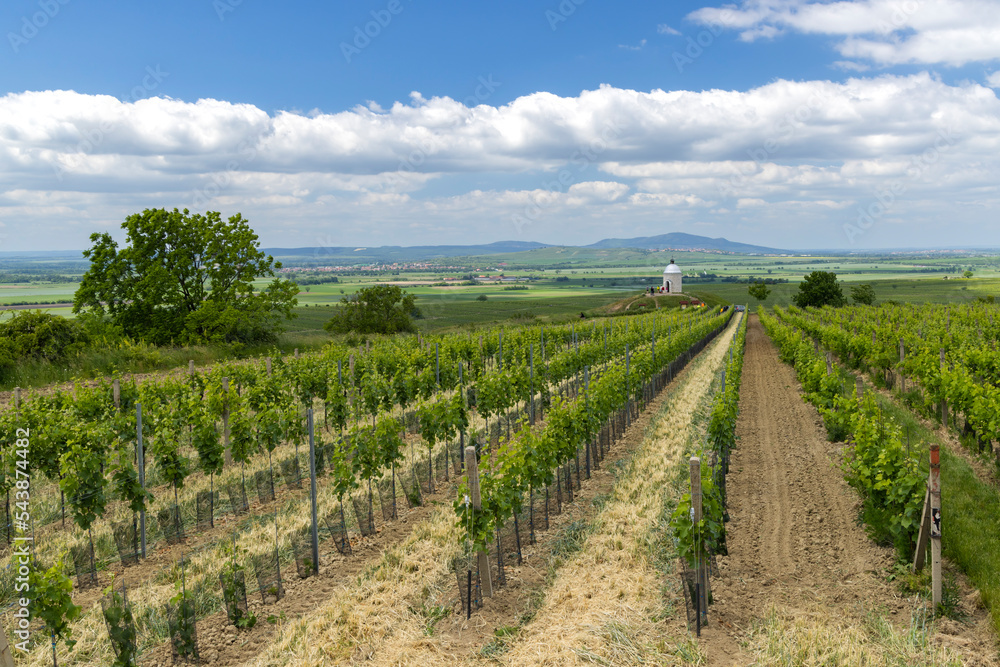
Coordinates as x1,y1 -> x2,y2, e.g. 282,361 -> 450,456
2,0 -> 1000,252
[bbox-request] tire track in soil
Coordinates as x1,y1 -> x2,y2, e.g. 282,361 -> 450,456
699,314 -> 896,665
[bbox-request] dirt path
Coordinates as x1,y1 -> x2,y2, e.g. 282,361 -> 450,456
698,314 -> 996,665
699,315 -> 905,662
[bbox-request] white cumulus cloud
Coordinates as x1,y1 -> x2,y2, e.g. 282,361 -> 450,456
689,0 -> 1000,67
1,73 -> 999,250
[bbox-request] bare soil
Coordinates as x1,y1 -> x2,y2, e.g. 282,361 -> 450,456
696,315 -> 996,665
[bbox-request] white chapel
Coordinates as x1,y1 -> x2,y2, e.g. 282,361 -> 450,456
662,259 -> 682,293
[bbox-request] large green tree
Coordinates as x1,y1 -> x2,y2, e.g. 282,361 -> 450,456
74,209 -> 298,345
747,280 -> 771,303
792,271 -> 846,308
325,284 -> 418,335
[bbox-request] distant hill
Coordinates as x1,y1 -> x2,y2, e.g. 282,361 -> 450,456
585,233 -> 786,254
263,233 -> 786,266
263,241 -> 549,264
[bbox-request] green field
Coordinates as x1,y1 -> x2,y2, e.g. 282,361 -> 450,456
0,281 -> 77,305
5,253 -> 999,334
289,282 -> 642,333
695,276 -> 1000,308
2,247 -> 999,391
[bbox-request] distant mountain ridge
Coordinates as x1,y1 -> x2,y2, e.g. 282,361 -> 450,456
263,233 -> 787,263
263,241 -> 549,262
585,233 -> 785,254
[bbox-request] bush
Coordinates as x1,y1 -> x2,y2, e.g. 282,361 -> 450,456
0,311 -> 89,377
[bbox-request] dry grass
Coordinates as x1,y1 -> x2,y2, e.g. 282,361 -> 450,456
245,505 -> 461,666
743,606 -> 966,667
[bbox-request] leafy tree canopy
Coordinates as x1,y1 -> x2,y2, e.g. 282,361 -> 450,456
792,271 -> 846,308
850,283 -> 876,306
747,281 -> 771,303
74,208 -> 298,346
325,284 -> 418,335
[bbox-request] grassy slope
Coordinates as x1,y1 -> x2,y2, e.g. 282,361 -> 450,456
864,386 -> 1000,635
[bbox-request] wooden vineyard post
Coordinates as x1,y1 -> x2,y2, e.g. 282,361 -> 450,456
912,486 -> 931,573
458,362 -> 466,469
930,444 -> 942,608
939,349 -> 948,426
625,345 -> 631,428
113,378 -> 120,410
0,621 -> 13,667
825,352 -> 833,375
465,446 -> 493,599
856,376 -> 864,399
222,377 -> 233,467
690,456 -> 707,632
266,357 -> 272,376
307,409 -> 320,576
136,403 -> 147,558
529,344 -> 535,425
899,339 -> 906,392
189,359 -> 194,376
295,348 -> 300,359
